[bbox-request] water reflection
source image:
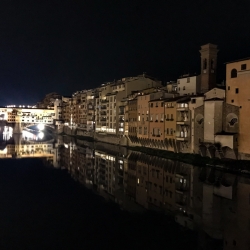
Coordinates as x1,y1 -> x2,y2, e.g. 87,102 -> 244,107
58,137 -> 250,250
0,126 -> 55,161
1,129 -> 250,249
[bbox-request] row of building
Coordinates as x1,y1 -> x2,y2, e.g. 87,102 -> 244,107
36,43 -> 250,160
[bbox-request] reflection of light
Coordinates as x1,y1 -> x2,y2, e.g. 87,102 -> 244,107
23,130 -> 36,140
64,143 -> 68,148
3,126 -> 13,140
37,124 -> 45,131
38,132 -> 44,139
0,148 -> 7,154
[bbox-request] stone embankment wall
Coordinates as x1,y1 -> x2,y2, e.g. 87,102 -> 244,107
62,126 -> 140,148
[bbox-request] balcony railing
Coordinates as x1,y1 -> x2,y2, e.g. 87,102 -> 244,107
176,136 -> 188,141
177,103 -> 189,111
101,100 -> 108,103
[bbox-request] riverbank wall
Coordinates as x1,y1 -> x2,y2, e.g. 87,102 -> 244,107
60,126 -> 250,169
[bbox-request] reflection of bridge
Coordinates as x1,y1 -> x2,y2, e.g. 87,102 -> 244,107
0,107 -> 56,133
0,133 -> 55,159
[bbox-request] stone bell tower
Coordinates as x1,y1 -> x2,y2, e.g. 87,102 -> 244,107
199,43 -> 219,93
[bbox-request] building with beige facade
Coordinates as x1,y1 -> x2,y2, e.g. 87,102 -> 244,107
177,74 -> 201,96
225,58 -> 250,160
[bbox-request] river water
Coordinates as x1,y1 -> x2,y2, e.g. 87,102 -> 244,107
0,125 -> 249,249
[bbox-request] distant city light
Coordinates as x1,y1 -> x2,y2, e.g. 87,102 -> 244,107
6,105 -> 35,108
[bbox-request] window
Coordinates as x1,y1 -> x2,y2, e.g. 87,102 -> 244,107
241,64 -> 247,70
228,86 -> 230,90
203,58 -> 207,70
177,80 -> 180,84
187,77 -> 190,83
231,99 -> 234,103
191,99 -> 196,104
183,86 -> 185,90
235,88 -> 239,94
161,102 -> 164,107
231,69 -> 237,78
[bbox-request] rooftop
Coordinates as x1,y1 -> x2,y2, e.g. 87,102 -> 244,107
225,57 -> 250,64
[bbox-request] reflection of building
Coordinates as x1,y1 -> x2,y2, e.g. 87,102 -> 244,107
57,136 -> 250,249
223,177 -> 250,250
0,128 -> 55,159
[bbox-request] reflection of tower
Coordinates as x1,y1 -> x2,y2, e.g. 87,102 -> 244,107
200,43 -> 219,93
13,110 -> 23,134
13,133 -> 22,158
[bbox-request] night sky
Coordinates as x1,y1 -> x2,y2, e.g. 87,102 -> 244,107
0,0 -> 250,105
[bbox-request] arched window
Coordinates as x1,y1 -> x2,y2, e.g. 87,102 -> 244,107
231,69 -> 237,78
211,59 -> 215,69
203,59 -> 207,70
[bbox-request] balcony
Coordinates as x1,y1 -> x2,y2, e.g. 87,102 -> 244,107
176,120 -> 189,125
175,183 -> 188,193
176,136 -> 188,141
101,99 -> 108,103
177,104 -> 189,111
88,106 -> 94,110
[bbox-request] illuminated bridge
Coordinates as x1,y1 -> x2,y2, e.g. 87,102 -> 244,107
0,107 -> 58,133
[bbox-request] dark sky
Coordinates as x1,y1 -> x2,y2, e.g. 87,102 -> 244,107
0,0 -> 250,105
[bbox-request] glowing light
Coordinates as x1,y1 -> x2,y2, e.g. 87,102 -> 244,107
37,124 -> 45,130
38,132 -> 44,139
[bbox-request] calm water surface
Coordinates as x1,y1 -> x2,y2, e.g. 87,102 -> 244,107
0,126 -> 248,249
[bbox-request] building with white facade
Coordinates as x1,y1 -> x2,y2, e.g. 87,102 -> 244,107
177,74 -> 201,96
